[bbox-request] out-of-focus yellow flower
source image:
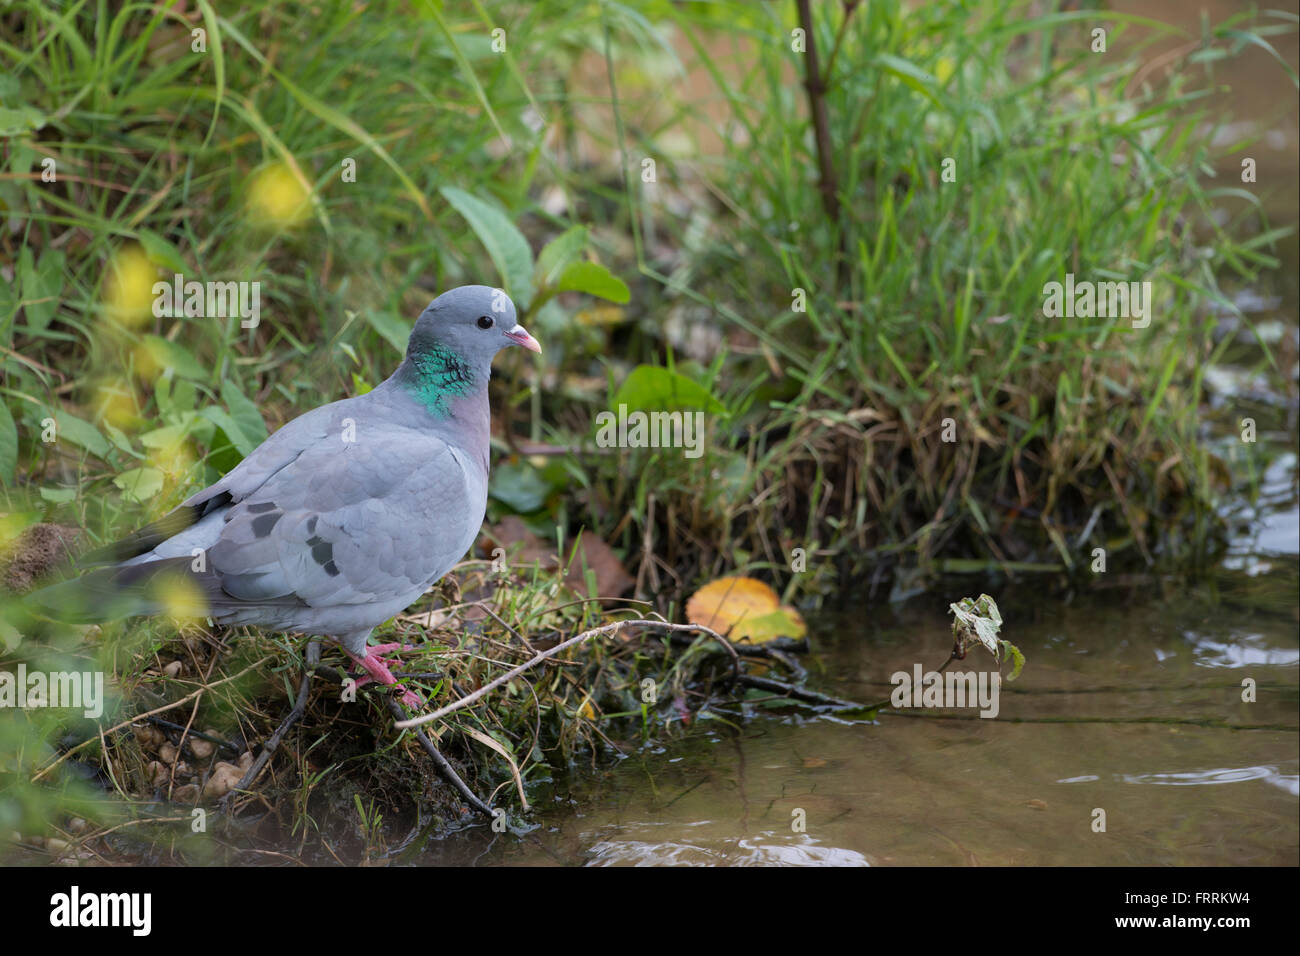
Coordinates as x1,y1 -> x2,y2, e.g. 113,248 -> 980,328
0,513 -> 29,546
145,434 -> 195,482
104,244 -> 158,327
96,382 -> 139,429
132,342 -> 163,381
154,573 -> 207,619
935,58 -> 955,86
245,161 -> 312,228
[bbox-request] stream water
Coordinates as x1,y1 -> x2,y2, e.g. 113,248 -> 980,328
410,572 -> 1297,866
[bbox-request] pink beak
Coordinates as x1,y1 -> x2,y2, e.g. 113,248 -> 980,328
504,324 -> 542,354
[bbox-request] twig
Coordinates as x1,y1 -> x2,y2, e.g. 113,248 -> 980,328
796,0 -> 848,278
386,699 -> 494,818
736,673 -> 859,709
475,600 -> 536,654
395,620 -> 730,730
141,717 -> 242,756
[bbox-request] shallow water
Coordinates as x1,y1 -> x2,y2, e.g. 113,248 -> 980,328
414,581 -> 1297,866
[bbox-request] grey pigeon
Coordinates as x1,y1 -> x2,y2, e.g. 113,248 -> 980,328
33,285 -> 540,706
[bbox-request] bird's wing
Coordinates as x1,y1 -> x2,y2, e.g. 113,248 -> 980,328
205,424 -> 483,610
80,399 -> 344,566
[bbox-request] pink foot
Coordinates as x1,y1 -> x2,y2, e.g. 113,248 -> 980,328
346,648 -> 423,709
368,642 -> 421,656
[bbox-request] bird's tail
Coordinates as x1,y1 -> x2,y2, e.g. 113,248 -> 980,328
25,557 -> 213,624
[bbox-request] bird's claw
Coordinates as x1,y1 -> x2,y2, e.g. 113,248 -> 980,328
347,645 -> 425,709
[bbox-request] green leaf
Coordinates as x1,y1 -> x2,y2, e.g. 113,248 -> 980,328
489,461 -> 551,513
440,186 -> 533,309
20,247 -> 64,331
535,225 -> 589,287
199,407 -> 256,457
103,424 -> 136,455
139,423 -> 190,450
113,467 -> 165,503
0,616 -> 22,653
142,335 -> 207,381
0,105 -> 46,136
220,379 -> 268,445
1000,639 -> 1026,683
555,261 -> 630,303
39,487 -> 77,504
137,230 -> 188,274
612,365 -> 729,415
51,410 -> 110,458
0,401 -> 16,485
874,54 -> 943,108
364,309 -> 412,356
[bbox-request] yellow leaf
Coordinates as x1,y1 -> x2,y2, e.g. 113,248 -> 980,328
685,575 -> 806,644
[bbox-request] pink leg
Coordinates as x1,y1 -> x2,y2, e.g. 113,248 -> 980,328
345,647 -> 423,709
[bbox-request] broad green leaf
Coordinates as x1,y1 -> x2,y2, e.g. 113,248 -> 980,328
137,230 -> 188,274
200,406 -> 256,457
20,247 -> 64,331
535,225 -> 588,286
39,487 -> 77,504
0,401 -> 16,485
50,410 -> 110,457
220,379 -> 268,445
490,461 -> 551,513
440,186 -> 533,309
364,309 -> 412,355
612,365 -> 728,415
0,616 -> 21,652
103,423 -> 137,455
142,335 -> 207,381
113,467 -> 165,503
555,261 -> 630,303
139,423 -> 190,450
0,105 -> 46,136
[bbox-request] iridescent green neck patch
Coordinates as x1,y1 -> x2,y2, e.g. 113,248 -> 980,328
402,345 -> 478,417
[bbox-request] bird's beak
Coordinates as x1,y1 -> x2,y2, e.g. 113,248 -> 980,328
504,324 -> 542,354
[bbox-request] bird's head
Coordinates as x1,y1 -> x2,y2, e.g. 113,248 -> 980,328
407,285 -> 541,366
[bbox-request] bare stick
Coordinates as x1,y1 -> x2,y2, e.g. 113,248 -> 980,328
386,699 -> 494,818
796,0 -> 848,276
395,620 -> 729,730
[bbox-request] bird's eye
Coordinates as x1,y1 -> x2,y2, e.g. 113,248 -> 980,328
476,315 -> 494,330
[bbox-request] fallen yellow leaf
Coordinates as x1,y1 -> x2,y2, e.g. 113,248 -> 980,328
685,575 -> 805,644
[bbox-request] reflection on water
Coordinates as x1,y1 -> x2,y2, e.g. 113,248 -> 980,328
585,832 -> 871,867
1117,766 -> 1294,787
1181,629 -> 1300,668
